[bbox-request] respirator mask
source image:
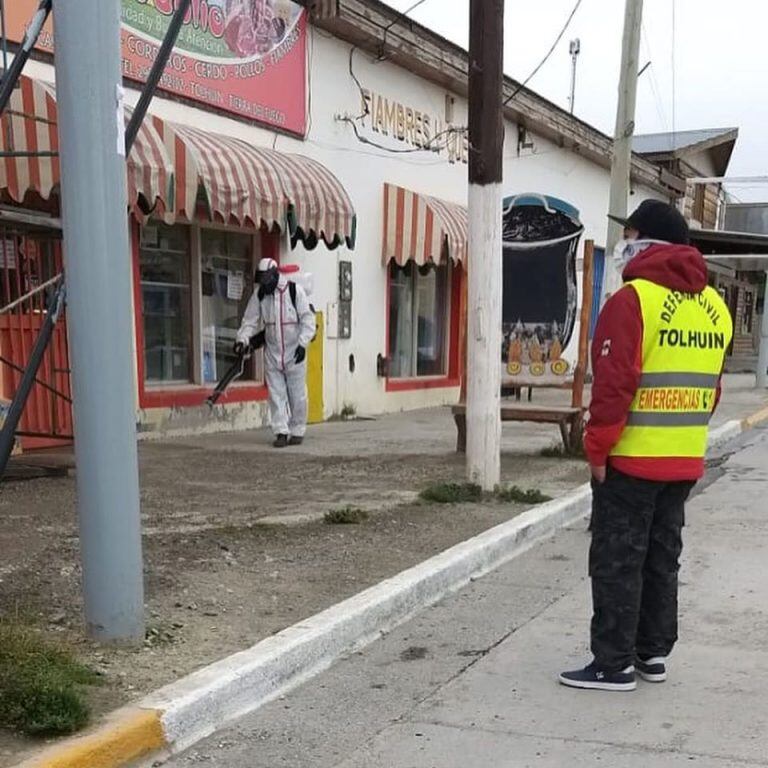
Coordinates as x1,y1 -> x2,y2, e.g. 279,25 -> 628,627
613,238 -> 668,267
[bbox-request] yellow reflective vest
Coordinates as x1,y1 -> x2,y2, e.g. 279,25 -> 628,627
610,279 -> 733,460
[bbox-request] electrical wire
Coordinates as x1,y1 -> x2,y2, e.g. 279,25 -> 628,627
348,0 -> 432,118
340,0 -> 463,157
640,19 -> 669,133
671,0 -> 677,138
306,137 -> 454,166
377,0 -> 430,59
504,0 -> 584,106
348,46 -> 369,121
337,115 -> 466,155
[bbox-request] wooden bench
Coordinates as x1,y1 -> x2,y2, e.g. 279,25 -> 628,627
452,403 -> 584,454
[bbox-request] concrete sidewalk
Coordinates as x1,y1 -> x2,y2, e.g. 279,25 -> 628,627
157,373 -> 766,459
165,426 -> 768,767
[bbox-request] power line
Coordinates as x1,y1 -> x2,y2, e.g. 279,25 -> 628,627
378,0 -> 430,58
671,0 -> 677,137
337,114 -> 466,155
306,136 -> 456,166
640,19 -> 669,132
504,0 -> 584,106
348,1 -> 434,119
342,0 -> 463,157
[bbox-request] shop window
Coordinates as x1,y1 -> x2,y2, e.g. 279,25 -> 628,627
200,230 -> 262,384
140,224 -> 192,384
388,261 -> 450,378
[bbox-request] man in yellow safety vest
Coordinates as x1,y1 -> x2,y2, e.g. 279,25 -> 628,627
560,200 -> 732,692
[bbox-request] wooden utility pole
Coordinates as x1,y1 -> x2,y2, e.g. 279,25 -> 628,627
467,0 -> 505,490
603,0 -> 644,302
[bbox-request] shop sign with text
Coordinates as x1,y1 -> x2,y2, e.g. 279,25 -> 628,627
360,88 -> 468,165
6,0 -> 308,135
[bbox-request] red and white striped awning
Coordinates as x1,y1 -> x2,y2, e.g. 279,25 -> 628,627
383,183 -> 467,266
0,75 -> 172,216
151,119 -> 356,249
1,76 -> 356,251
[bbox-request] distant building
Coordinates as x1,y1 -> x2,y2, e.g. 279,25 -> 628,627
634,129 -> 768,376
633,127 -> 738,229
725,203 -> 768,236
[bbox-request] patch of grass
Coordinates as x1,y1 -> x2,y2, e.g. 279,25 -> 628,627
324,506 -> 369,525
495,486 -> 552,505
0,620 -> 98,737
540,441 -> 586,459
419,482 -> 484,504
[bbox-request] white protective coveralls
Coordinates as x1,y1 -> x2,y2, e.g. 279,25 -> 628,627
236,265 -> 316,438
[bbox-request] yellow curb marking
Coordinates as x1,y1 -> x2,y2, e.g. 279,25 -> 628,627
742,404 -> 768,430
15,709 -> 165,768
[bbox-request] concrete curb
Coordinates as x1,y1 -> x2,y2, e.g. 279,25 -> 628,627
144,484 -> 593,753
707,419 -> 745,450
14,407 -> 768,768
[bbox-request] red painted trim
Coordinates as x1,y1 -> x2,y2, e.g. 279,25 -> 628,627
448,264 -> 462,380
384,261 -> 464,392
386,376 -> 460,393
133,218 -> 275,411
142,384 -> 268,409
261,226 -> 281,263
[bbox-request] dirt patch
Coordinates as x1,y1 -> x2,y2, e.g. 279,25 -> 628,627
0,439 -> 586,764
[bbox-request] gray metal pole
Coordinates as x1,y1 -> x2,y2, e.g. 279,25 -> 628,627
569,53 -> 577,114
568,39 -> 580,115
757,272 -> 768,389
53,0 -> 145,642
603,0 -> 643,303
1,0 -> 9,76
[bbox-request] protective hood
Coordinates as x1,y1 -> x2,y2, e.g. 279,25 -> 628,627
256,257 -> 280,295
622,243 -> 709,293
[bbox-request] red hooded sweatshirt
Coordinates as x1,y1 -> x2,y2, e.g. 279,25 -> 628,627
585,243 -> 722,482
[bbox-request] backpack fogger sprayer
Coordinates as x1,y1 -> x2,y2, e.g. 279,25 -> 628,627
205,266 -> 314,409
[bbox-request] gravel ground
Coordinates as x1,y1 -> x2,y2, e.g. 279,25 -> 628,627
0,425 -> 586,765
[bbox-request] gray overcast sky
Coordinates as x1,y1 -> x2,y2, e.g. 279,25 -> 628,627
382,0 -> 768,203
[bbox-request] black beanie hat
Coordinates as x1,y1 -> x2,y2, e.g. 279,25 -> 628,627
608,199 -> 690,245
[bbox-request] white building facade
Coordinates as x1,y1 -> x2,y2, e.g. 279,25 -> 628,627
1,0 -> 682,443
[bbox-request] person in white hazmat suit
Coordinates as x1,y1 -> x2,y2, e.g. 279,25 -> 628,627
235,258 -> 316,448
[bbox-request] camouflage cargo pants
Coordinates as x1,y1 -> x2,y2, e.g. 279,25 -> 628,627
589,467 -> 695,672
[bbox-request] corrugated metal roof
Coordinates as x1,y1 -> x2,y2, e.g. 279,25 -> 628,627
632,128 -> 738,156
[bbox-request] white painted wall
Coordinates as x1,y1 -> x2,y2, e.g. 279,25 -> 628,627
23,26 -> 664,432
